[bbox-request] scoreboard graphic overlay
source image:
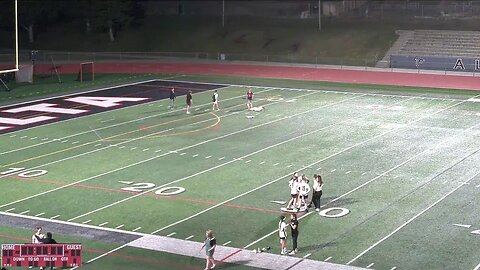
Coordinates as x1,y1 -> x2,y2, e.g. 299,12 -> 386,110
2,243 -> 82,268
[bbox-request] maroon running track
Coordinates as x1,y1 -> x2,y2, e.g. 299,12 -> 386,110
10,62 -> 480,91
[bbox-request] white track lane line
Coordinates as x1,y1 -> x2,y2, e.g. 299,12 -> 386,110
347,170 -> 480,265
0,84 -> 268,156
243,102 -> 480,250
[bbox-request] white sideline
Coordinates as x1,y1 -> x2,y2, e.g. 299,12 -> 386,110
0,90 -> 329,209
0,82 -> 255,156
66,93 -> 362,222
347,170 -> 480,265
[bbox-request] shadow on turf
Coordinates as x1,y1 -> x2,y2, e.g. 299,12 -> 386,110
220,260 -> 252,269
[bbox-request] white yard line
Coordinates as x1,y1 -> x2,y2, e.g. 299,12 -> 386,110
473,263 -> 480,270
347,170 -> 480,265
60,93 -> 360,222
0,83 -> 265,156
243,100 -> 480,250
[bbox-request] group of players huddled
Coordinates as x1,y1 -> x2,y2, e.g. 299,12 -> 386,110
286,172 -> 323,212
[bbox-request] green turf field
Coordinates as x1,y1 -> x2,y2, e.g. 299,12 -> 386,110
0,76 -> 479,270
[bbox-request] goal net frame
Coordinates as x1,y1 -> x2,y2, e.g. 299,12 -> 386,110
79,62 -> 95,82
0,0 -> 19,75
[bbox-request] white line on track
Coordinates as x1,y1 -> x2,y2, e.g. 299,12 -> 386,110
98,222 -> 109,227
0,83 -> 268,156
34,212 -> 45,217
347,170 -> 480,265
50,215 -> 60,219
185,235 -> 194,240
167,232 -> 176,237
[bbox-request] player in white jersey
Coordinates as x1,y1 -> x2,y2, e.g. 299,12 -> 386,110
278,216 -> 288,255
296,175 -> 311,210
286,172 -> 299,210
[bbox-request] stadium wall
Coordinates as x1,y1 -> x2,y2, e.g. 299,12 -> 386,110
390,55 -> 480,73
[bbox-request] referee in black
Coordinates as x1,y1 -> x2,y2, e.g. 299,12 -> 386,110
289,214 -> 299,255
169,87 -> 176,108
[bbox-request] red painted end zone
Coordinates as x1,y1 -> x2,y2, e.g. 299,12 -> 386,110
24,62 -> 480,91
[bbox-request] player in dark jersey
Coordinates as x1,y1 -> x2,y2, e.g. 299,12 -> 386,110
169,87 -> 176,108
289,214 -> 299,255
186,90 -> 193,114
246,88 -> 254,110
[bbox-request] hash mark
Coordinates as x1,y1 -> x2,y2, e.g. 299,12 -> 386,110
115,224 -> 125,229
98,222 -> 109,227
143,148 -> 150,152
185,235 -> 194,240
361,172 -> 367,176
192,154 -> 199,157
50,215 -> 60,219
132,227 -> 142,232
330,169 -> 336,172
367,263 -> 374,268
287,164 -> 293,168
19,210 -> 30,215
34,212 -> 45,217
273,163 -> 279,166
245,160 -> 251,163
5,208 -> 15,212
222,241 -> 232,246
180,152 -> 186,156
260,161 -> 265,165
167,232 -> 176,237
346,171 -> 351,174
324,256 -> 332,261
205,156 -> 212,159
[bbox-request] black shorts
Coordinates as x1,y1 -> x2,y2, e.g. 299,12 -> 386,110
291,194 -> 298,198
187,101 -> 192,106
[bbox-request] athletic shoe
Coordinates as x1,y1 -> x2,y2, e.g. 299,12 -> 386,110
315,208 -> 320,212
289,250 -> 296,255
187,111 -> 191,114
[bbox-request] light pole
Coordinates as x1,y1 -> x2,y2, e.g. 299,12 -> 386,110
222,0 -> 225,28
318,0 -> 322,31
